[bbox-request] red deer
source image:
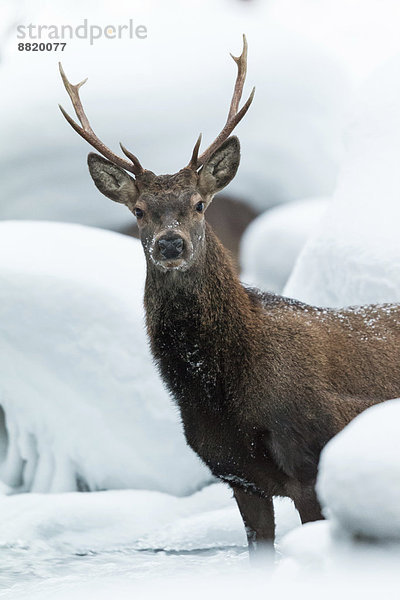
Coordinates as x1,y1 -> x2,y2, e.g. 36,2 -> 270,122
59,37 -> 400,558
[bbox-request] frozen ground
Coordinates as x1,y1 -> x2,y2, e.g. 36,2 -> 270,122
0,484 -> 302,598
0,485 -> 399,599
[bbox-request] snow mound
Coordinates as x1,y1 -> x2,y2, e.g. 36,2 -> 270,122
240,197 -> 328,292
317,399 -> 400,540
285,54 -> 400,306
0,483 -> 237,554
0,221 -> 210,495
0,481 -> 297,555
0,480 -> 299,561
280,516 -> 400,583
279,520 -> 333,570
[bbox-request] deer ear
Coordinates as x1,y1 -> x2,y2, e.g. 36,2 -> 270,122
87,153 -> 139,205
198,136 -> 240,196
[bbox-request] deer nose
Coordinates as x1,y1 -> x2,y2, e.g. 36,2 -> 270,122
158,236 -> 184,260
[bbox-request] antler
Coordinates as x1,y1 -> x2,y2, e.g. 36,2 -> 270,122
58,63 -> 144,177
187,34 -> 255,170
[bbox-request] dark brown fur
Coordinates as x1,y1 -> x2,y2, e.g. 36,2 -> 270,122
85,138 -> 400,557
119,194 -> 257,273
144,223 -> 400,550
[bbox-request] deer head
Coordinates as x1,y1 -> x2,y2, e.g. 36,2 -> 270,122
59,36 -> 254,273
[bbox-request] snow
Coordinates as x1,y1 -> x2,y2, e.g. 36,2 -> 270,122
285,53 -> 400,306
0,483 -> 239,553
2,505 -> 400,600
317,399 -> 400,541
14,574 -> 400,600
0,221 -> 210,495
3,4 -> 400,596
0,482 -> 298,555
0,482 -> 302,598
280,518 -> 400,584
240,197 -> 328,292
0,0 -> 351,227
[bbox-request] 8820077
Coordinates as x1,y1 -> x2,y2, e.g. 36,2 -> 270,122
18,42 -> 67,51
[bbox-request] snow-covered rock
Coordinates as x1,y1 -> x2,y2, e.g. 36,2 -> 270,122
240,197 -> 328,293
317,399 -> 400,541
0,221 -> 210,495
285,54 -> 400,306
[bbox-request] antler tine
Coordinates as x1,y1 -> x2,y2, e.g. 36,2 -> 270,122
58,63 -> 144,177
187,34 -> 255,170
228,33 -> 248,121
188,133 -> 202,170
120,143 -> 145,176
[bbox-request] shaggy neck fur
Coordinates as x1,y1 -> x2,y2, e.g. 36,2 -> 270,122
144,223 -> 262,412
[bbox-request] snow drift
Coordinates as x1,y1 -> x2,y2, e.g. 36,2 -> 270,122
0,483 -> 242,554
240,197 -> 328,292
317,399 -> 400,541
285,53 -> 400,306
0,221 -> 210,495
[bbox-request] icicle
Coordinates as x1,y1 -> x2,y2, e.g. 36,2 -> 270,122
49,455 -> 77,493
31,447 -> 55,493
0,405 -> 8,464
0,420 -> 24,488
19,432 -> 38,492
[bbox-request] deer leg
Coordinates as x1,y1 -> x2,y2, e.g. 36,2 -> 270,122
232,486 -> 275,561
293,485 -> 324,524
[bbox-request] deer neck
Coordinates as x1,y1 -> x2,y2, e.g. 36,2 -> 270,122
145,223 -> 252,325
144,224 -> 260,408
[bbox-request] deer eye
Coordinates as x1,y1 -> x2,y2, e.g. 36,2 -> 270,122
134,207 -> 144,219
195,201 -> 204,213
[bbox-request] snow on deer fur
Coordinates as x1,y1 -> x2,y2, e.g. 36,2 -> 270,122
285,54 -> 400,307
240,197 -> 328,292
0,221 -> 210,495
317,399 -> 400,540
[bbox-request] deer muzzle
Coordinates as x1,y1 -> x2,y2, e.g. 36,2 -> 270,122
151,231 -> 193,271
158,236 -> 184,260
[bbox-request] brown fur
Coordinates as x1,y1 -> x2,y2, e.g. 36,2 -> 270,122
85,137 -> 400,558
118,194 -> 257,273
144,224 -> 400,554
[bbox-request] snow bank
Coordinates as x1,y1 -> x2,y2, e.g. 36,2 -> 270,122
0,483 -> 239,553
0,221 -> 210,495
285,54 -> 400,306
0,480 -> 298,554
240,197 -> 328,292
279,517 -> 400,590
317,399 -> 400,540
0,0 -> 350,227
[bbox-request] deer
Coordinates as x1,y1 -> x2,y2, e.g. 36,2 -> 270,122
58,37 -> 400,560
